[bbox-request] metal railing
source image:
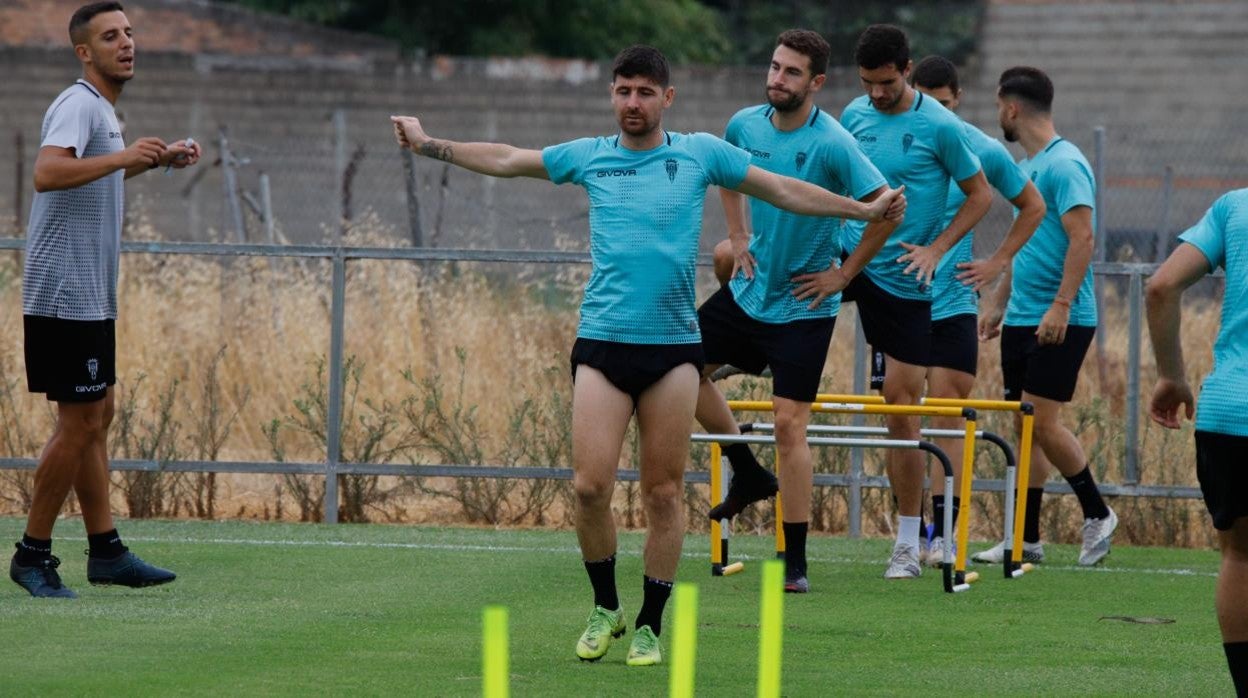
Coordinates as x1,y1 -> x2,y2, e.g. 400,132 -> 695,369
0,236 -> 1202,530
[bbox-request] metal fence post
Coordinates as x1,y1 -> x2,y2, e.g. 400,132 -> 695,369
1124,271 -> 1143,484
849,314 -> 866,539
324,247 -> 346,523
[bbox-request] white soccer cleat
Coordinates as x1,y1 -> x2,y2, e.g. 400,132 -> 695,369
971,539 -> 1044,564
1079,507 -> 1118,566
925,536 -> 957,569
884,545 -> 922,579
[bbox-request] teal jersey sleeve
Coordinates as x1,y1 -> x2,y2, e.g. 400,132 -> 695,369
1178,189 -> 1248,436
931,126 -> 1028,321
542,138 -> 597,185
933,114 -> 983,185
685,132 -> 751,190
1006,138 -> 1097,326
829,132 -> 887,201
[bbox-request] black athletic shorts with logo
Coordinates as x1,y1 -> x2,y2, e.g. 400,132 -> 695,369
24,315 -> 116,403
570,337 -> 704,408
1195,430 -> 1248,531
698,286 -> 836,403
842,271 -> 931,368
1000,324 -> 1095,403
869,313 -> 978,390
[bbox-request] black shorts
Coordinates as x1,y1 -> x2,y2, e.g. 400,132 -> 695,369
1000,324 -> 1095,403
698,287 -> 836,402
1195,431 -> 1248,531
570,338 -> 704,407
842,272 -> 931,367
869,313 -> 978,390
24,315 -> 116,403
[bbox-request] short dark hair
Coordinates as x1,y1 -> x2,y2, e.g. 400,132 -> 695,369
70,2 -> 124,45
611,45 -> 670,88
912,55 -> 959,93
777,29 -> 830,77
998,66 -> 1054,113
854,24 -> 909,72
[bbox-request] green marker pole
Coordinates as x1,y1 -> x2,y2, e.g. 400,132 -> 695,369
757,560 -> 783,698
483,605 -> 509,698
668,583 -> 699,698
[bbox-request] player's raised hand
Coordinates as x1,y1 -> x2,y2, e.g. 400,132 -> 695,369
122,136 -> 166,169
1148,378 -> 1194,429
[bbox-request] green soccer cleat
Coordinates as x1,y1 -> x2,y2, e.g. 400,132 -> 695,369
575,605 -> 625,662
625,625 -> 662,667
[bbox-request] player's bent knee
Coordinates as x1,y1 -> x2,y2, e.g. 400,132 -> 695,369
573,477 -> 614,507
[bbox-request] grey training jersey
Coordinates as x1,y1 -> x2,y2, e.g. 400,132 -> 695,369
23,79 -> 124,321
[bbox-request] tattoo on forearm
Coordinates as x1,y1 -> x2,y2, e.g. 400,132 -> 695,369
418,140 -> 454,162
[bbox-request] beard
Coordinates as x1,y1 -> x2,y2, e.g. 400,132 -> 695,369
872,92 -> 903,112
618,111 -> 657,137
1001,123 -> 1018,142
766,87 -> 806,113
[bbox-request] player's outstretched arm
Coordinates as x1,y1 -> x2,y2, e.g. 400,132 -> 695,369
897,169 -> 991,286
391,115 -> 548,180
1145,242 -> 1208,428
34,138 -> 171,191
956,179 -> 1046,291
734,166 -> 905,222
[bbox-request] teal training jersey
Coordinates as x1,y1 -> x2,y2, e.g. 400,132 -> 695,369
1005,136 -> 1097,327
1178,189 -> 1248,437
931,121 -> 1030,321
543,132 -> 751,344
724,105 -> 886,323
840,92 -> 982,301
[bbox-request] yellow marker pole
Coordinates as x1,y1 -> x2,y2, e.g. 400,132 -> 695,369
1012,412 -> 1035,563
955,418 -> 977,575
757,560 -> 784,698
710,441 -> 724,573
482,606 -> 509,698
669,583 -> 699,698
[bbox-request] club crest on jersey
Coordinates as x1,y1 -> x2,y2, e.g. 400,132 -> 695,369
795,151 -> 808,170
87,358 -> 99,381
665,158 -> 678,182
902,133 -> 915,154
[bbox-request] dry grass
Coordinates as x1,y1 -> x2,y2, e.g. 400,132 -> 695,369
0,217 -> 1225,547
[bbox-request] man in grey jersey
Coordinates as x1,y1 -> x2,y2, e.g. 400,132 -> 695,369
11,1 -> 199,598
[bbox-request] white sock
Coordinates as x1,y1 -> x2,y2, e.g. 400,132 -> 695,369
897,516 -> 922,551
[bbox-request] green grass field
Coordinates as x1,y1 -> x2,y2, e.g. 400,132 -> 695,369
0,517 -> 1229,696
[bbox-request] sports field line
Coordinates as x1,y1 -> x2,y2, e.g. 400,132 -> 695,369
49,533 -> 1217,578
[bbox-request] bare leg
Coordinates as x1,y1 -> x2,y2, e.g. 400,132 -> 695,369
1023,392 -> 1087,478
74,387 -> 117,535
571,367 -> 634,562
881,355 -> 927,520
1217,518 -> 1248,642
694,365 -> 739,436
24,396 -> 109,540
634,364 -> 699,580
926,367 -> 976,499
773,396 -> 813,524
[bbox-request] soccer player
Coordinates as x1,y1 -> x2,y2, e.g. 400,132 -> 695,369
973,66 -> 1117,567
11,1 -> 197,598
905,56 -> 1045,567
1146,191 -> 1248,696
392,46 -> 904,665
694,29 -> 897,594
839,25 -> 991,578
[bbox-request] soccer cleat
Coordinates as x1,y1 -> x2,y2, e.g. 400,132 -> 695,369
10,554 -> 77,598
575,606 -> 625,662
925,536 -> 957,569
86,551 -> 176,587
1078,507 -> 1118,566
883,545 -> 922,579
971,540 -> 1045,564
783,573 -> 809,594
707,469 -> 779,522
625,625 -> 662,666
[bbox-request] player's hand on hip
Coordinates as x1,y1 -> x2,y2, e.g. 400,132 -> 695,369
730,234 -> 755,280
123,137 -> 166,169
955,257 -> 1006,292
791,265 -> 849,310
1035,304 -> 1069,345
896,241 -> 939,287
870,185 -> 906,221
1148,378 -> 1194,429
390,115 -> 428,151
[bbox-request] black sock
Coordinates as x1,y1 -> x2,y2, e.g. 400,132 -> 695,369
1064,466 -> 1110,520
724,443 -> 766,480
1024,487 -> 1044,543
930,496 -> 961,539
635,576 -> 673,636
14,535 -> 52,565
782,522 -> 808,578
583,554 -> 619,611
87,529 -> 128,559
1226,641 -> 1248,697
